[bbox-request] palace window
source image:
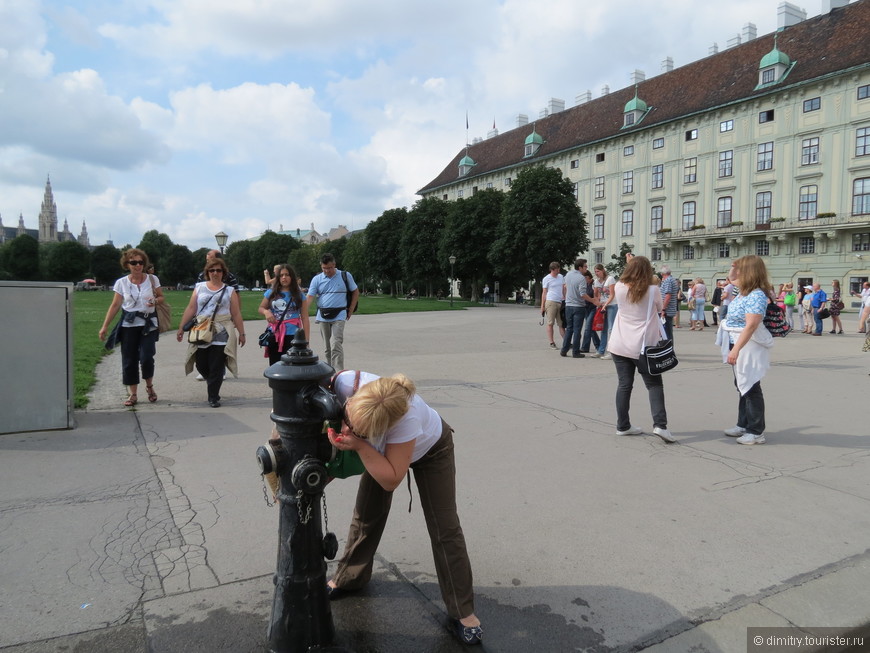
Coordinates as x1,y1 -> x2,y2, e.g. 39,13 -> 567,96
652,137 -> 664,149
650,205 -> 663,234
718,243 -> 731,258
720,119 -> 734,132
801,137 -> 820,165
594,176 -> 605,199
624,145 -> 634,156
717,196 -> 733,227
594,214 -> 605,239
799,185 -> 818,219
857,127 -> 870,157
683,245 -> 695,260
757,142 -> 774,171
799,237 -> 815,254
622,209 -> 634,236
622,171 -> 634,194
756,191 -> 772,225
684,157 -> 697,184
759,109 -> 775,123
651,164 -> 663,189
685,129 -> 698,141
854,178 -> 870,215
682,201 -> 696,230
803,97 -> 820,113
858,84 -> 870,100
852,233 -> 870,251
756,240 -> 770,256
719,150 -> 733,177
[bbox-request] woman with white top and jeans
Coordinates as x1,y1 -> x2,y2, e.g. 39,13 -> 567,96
607,256 -> 676,443
716,255 -> 774,445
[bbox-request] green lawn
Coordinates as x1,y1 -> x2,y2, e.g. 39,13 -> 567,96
72,290 -> 478,409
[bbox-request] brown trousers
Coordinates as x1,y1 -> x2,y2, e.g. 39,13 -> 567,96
332,420 -> 475,619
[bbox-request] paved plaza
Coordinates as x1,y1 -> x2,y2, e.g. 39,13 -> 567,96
1,304 -> 869,652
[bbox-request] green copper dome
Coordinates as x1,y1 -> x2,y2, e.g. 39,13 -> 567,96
760,45 -> 791,69
524,129 -> 544,146
624,95 -> 648,113
459,154 -> 476,167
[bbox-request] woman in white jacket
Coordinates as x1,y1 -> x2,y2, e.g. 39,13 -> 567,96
717,255 -> 774,445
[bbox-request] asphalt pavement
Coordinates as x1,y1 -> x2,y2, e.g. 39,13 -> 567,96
2,304 -> 869,653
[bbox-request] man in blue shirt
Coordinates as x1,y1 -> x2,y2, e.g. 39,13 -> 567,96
810,282 -> 827,336
659,265 -> 679,341
306,253 -> 359,370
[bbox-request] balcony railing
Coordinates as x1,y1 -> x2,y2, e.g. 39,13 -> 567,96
654,212 -> 870,242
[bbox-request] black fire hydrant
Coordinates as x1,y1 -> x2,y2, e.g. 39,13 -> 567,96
256,329 -> 342,652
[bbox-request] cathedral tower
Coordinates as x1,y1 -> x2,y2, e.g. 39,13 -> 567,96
38,175 -> 58,243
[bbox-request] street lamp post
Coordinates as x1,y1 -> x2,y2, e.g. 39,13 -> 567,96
449,255 -> 456,307
215,231 -> 229,254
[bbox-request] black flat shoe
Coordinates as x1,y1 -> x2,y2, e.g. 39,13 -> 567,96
450,619 -> 483,645
209,399 -> 221,408
326,583 -> 356,601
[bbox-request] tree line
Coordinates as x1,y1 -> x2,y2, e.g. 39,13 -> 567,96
1,166 -> 606,296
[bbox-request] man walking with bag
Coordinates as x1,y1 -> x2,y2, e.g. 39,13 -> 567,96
306,253 -> 359,370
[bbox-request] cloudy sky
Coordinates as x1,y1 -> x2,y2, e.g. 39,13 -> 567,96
0,0 -> 805,250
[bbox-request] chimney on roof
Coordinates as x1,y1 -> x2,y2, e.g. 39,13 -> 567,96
516,113 -> 529,127
822,0 -> 848,12
661,57 -> 674,73
538,108 -> 549,119
709,42 -> 719,55
472,136 -> 483,144
630,69 -> 646,84
727,34 -> 742,48
601,84 -> 610,96
777,2 -> 807,29
742,22 -> 757,41
487,127 -> 499,139
575,90 -> 592,105
548,98 -> 565,114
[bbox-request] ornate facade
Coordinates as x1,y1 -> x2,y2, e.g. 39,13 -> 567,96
419,0 -> 870,303
0,176 -> 89,248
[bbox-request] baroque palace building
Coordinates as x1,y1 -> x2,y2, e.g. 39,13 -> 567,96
0,176 -> 90,248
418,0 -> 870,306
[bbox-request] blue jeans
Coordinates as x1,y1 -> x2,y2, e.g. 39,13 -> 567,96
662,315 -> 674,341
597,304 -> 618,354
813,307 -> 823,334
581,304 -> 601,352
561,305 -> 585,355
691,300 -> 706,322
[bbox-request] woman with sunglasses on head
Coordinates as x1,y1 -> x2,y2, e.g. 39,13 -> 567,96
176,258 -> 246,407
325,371 -> 483,646
98,248 -> 164,407
258,264 -> 309,365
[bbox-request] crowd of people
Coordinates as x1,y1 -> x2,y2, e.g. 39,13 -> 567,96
538,256 -> 869,447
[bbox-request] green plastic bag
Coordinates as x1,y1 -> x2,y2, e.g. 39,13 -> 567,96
326,448 -> 366,479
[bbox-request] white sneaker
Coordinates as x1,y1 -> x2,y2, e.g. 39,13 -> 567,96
736,432 -> 766,445
589,352 -> 602,359
600,354 -> 612,360
653,427 -> 676,443
616,426 -> 643,436
724,426 -> 746,437
195,373 -> 204,381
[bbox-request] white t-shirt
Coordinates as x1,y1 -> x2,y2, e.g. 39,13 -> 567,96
332,371 -> 442,464
112,275 -> 160,327
542,273 -> 565,302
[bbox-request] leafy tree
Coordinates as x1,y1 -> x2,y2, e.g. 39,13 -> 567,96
45,240 -> 90,281
137,230 -> 174,269
399,197 -> 448,296
440,189 -> 503,302
251,231 -> 299,285
364,207 -> 407,296
4,234 -> 40,280
90,244 -> 122,284
224,240 -> 256,286
287,244 -> 321,288
605,242 -> 635,278
191,247 -> 211,276
341,233 -> 370,293
490,165 -> 588,295
161,244 -> 196,286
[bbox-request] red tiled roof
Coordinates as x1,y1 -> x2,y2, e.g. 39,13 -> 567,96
418,0 -> 870,194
